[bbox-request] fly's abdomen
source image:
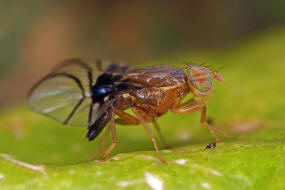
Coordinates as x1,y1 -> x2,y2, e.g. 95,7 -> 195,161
86,109 -> 111,141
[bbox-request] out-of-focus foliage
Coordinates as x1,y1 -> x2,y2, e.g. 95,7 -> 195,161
1,1 -> 285,108
0,27 -> 284,190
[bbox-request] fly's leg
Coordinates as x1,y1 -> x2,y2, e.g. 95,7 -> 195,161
88,109 -> 138,162
172,101 -> 229,142
153,120 -> 171,149
132,107 -> 166,163
114,109 -> 140,125
87,126 -> 111,162
98,110 -> 117,162
115,109 -> 170,149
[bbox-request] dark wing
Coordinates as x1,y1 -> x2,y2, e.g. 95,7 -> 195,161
125,65 -> 188,87
27,58 -> 129,127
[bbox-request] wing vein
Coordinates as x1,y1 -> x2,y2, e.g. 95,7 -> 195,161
63,97 -> 85,125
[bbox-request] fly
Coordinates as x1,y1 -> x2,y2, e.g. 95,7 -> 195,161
27,58 -> 229,163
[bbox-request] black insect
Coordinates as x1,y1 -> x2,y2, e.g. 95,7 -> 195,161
206,142 -> 216,150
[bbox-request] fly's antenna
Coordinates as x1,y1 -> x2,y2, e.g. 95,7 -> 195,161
178,61 -> 224,72
199,62 -> 216,70
199,62 -> 227,73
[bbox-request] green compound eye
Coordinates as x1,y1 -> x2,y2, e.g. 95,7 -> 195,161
189,66 -> 213,93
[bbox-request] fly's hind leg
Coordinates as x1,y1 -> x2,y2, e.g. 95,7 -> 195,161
132,107 -> 166,163
171,100 -> 229,142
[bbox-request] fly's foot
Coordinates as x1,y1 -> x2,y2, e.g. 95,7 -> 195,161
98,158 -> 105,163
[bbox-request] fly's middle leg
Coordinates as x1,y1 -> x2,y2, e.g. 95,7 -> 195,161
132,107 -> 166,163
115,109 -> 171,149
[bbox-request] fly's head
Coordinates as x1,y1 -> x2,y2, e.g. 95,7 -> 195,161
187,64 -> 225,99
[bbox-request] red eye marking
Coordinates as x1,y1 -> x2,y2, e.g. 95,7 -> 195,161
188,66 -> 213,93
193,73 -> 207,77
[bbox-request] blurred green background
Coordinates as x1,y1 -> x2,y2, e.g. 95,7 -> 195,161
0,0 -> 285,108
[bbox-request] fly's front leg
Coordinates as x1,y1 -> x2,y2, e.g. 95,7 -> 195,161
87,126 -> 111,162
171,99 -> 229,142
88,109 -> 138,162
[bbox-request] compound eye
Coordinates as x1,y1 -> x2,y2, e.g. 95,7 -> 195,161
189,66 -> 212,93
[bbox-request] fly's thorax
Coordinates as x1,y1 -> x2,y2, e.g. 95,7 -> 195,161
113,93 -> 135,110
91,84 -> 113,103
90,72 -> 117,103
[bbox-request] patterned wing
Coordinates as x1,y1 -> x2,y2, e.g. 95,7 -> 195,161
27,58 -> 129,127
126,65 -> 187,87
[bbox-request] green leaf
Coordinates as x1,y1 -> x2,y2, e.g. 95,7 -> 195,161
1,27 -> 285,189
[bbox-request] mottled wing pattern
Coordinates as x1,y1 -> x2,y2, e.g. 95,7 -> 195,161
126,65 -> 187,87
